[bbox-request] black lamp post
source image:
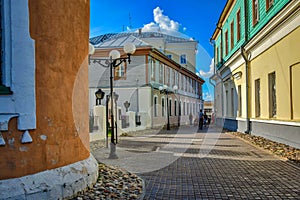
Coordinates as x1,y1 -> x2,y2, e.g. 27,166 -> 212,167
173,85 -> 180,127
159,85 -> 173,130
95,88 -> 105,105
89,43 -> 136,159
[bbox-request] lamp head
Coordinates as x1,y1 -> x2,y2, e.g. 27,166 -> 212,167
109,50 -> 121,60
89,43 -> 95,55
95,88 -> 105,100
173,85 -> 178,91
123,42 -> 136,55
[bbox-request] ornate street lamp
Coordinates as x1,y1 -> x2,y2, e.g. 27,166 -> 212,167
89,42 -> 136,159
95,88 -> 105,105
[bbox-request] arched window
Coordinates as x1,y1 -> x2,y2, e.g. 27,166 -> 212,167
154,96 -> 158,117
161,97 -> 165,117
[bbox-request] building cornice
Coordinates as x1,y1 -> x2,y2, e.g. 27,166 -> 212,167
211,0 -> 235,40
92,47 -> 205,84
244,0 -> 300,60
214,0 -> 299,77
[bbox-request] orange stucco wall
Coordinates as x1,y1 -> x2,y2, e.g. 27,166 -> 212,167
0,0 -> 90,179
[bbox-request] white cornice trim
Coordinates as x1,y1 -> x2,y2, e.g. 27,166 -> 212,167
245,1 -> 300,59
217,1 -> 300,73
250,118 -> 300,127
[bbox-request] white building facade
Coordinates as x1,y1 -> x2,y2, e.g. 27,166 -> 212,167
89,32 -> 204,132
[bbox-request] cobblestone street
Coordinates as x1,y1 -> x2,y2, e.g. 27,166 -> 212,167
92,126 -> 300,199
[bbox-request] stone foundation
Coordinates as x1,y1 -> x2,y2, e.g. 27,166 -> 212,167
0,154 -> 98,200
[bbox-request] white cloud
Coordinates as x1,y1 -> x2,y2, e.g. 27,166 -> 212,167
199,58 -> 214,78
141,7 -> 189,39
203,92 -> 213,101
153,7 -> 179,31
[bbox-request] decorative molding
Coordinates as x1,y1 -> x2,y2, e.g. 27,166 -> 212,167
0,0 -> 36,131
0,154 -> 98,199
21,130 -> 33,144
0,114 -> 18,131
245,1 -> 300,59
250,118 -> 300,127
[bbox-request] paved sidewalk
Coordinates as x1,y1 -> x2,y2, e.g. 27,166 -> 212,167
92,126 -> 300,199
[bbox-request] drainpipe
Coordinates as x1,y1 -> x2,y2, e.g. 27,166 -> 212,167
241,0 -> 251,134
209,36 -> 224,127
216,72 -> 224,126
209,38 -> 216,117
215,26 -> 225,126
241,47 -> 250,134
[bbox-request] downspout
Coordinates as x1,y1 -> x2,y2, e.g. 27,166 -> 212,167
216,72 -> 224,126
241,47 -> 250,134
209,38 -> 216,116
241,0 -> 251,134
216,26 -> 225,126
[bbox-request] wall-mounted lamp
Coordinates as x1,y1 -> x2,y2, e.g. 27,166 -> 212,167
233,71 -> 243,80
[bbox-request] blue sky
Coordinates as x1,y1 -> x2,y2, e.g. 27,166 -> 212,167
90,0 -> 226,100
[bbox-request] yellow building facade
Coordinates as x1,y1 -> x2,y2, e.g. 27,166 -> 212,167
211,0 -> 300,148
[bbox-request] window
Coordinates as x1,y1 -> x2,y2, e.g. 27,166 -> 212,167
266,0 -> 274,11
237,10 -> 241,41
220,40 -> 223,59
172,69 -> 175,86
114,62 -> 126,80
159,63 -> 164,83
225,30 -> 228,56
238,85 -> 242,117
226,90 -> 229,116
180,54 -> 187,64
255,79 -> 261,117
268,72 -> 276,117
162,97 -> 165,117
154,96 -> 158,117
0,0 -> 36,129
151,59 -> 156,81
193,103 -> 195,115
189,78 -> 192,92
167,54 -> 172,59
252,0 -> 259,26
230,21 -> 234,50
179,101 -> 181,116
187,103 -> 189,115
216,46 -> 219,64
174,100 -> 177,116
166,67 -> 170,86
182,74 -> 184,90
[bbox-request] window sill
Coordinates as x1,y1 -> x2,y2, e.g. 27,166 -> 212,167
0,85 -> 13,95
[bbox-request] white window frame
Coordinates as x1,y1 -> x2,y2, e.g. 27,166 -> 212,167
0,0 -> 36,131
